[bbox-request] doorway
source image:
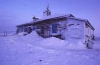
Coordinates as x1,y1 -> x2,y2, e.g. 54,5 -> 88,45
41,26 -> 44,35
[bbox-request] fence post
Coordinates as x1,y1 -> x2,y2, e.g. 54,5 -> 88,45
4,31 -> 5,36
1,31 -> 16,36
4,31 -> 7,36
6,31 -> 7,36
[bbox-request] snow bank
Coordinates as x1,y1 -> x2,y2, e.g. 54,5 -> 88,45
13,31 -> 86,50
40,37 -> 68,49
66,41 -> 86,49
39,37 -> 86,50
93,44 -> 100,50
18,32 -> 28,35
18,31 -> 43,41
25,31 -> 42,39
21,31 -> 43,46
92,35 -> 100,50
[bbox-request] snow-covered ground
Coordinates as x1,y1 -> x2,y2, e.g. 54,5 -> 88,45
0,31 -> 100,65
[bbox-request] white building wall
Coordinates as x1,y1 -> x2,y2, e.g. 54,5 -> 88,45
62,18 -> 85,44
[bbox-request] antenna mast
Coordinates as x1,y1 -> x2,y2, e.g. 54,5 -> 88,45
43,0 -> 51,16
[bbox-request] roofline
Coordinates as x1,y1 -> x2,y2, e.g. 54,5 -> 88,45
86,20 -> 95,30
16,23 -> 33,27
16,16 -> 67,27
16,14 -> 95,30
16,14 -> 75,27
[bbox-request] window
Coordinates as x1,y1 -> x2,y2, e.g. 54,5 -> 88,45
69,24 -> 74,26
52,23 -> 57,33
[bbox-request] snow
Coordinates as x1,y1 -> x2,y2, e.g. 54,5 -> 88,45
0,31 -> 100,65
17,13 -> 71,27
66,41 -> 86,49
41,13 -> 71,19
32,13 -> 71,23
69,17 -> 87,22
92,36 -> 100,50
40,37 -> 68,49
18,32 -> 28,35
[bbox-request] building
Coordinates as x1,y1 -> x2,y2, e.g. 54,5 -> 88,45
16,6 -> 95,48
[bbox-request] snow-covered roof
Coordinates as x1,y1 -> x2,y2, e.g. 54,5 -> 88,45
16,13 -> 94,30
69,17 -> 87,21
40,13 -> 74,20
16,14 -> 73,27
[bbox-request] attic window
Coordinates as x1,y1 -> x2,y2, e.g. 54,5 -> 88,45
69,24 -> 74,26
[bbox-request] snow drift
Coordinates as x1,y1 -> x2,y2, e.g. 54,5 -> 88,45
0,31 -> 100,65
18,31 -> 86,49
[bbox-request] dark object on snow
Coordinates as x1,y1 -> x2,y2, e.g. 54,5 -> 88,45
39,60 -> 42,62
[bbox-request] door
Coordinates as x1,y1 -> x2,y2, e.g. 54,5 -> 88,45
41,26 -> 44,34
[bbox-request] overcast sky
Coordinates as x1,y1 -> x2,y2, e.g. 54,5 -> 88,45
0,0 -> 100,33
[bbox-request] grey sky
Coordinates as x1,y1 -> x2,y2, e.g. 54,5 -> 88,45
0,0 -> 100,33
